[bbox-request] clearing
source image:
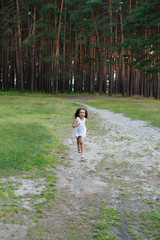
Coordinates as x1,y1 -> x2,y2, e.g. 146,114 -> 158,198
1,101 -> 160,240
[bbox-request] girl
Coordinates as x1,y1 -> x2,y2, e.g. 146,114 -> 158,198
72,108 -> 88,158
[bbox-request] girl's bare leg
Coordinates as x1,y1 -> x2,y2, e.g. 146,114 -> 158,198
77,137 -> 81,152
80,137 -> 84,157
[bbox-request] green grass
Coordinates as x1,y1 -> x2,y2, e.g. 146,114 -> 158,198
0,91 -> 160,239
125,208 -> 160,240
0,93 -> 76,175
0,92 -> 159,174
0,92 -> 79,238
79,96 -> 160,127
88,199 -> 160,240
92,203 -> 121,240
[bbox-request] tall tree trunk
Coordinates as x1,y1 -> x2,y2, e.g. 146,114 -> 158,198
10,50 -> 15,89
109,0 -> 113,96
61,5 -> 66,93
89,36 -> 94,93
16,0 -> 24,93
74,23 -> 78,92
127,0 -> 132,97
119,0 -> 125,96
55,0 -> 64,93
91,11 -> 102,95
30,4 -> 36,93
114,2 -> 118,94
2,42 -> 8,91
1,0 -> 8,91
155,26 -> 160,99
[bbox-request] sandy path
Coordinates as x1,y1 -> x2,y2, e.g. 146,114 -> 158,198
57,101 -> 160,198
43,102 -> 160,239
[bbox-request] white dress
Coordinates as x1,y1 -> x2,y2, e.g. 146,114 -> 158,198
73,117 -> 86,138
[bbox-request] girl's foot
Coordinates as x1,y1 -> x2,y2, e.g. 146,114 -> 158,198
78,149 -> 81,153
81,154 -> 84,158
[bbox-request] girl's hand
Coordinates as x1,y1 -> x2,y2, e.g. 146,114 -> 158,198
73,123 -> 80,128
72,118 -> 80,128
86,129 -> 88,132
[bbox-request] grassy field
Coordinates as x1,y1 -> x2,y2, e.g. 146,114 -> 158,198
0,92 -> 159,239
0,93 -> 77,175
0,92 -> 159,175
0,92 -> 79,239
78,96 -> 160,127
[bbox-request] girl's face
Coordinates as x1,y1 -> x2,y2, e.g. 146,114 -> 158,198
79,109 -> 85,118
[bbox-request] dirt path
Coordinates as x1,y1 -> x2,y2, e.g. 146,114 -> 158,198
35,102 -> 160,240
1,102 -> 160,239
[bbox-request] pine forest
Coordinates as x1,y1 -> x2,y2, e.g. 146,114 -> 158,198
0,0 -> 160,99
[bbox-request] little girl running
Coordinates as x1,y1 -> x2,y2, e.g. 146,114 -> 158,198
72,108 -> 88,158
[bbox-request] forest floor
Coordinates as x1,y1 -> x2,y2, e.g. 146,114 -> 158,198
1,100 -> 160,240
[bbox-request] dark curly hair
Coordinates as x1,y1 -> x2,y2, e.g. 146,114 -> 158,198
74,108 -> 88,119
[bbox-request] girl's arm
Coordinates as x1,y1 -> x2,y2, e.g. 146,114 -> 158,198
72,118 -> 80,128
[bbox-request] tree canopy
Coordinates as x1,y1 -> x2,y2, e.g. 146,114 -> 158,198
0,0 -> 159,98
